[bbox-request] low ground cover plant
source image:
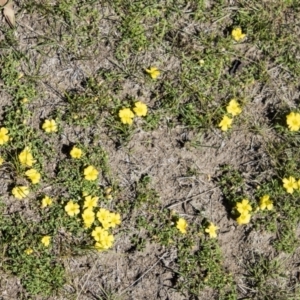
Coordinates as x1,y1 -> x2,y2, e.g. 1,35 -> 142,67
0,0 -> 300,299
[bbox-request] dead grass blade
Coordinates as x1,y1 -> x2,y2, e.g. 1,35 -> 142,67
0,0 -> 15,28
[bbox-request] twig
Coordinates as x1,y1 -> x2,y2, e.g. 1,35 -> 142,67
119,252 -> 168,296
76,254 -> 100,300
164,187 -> 217,209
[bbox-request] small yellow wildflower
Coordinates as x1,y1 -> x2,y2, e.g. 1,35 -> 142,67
70,146 -> 83,159
109,212 -> 121,228
105,187 -> 112,195
41,196 -> 53,208
236,212 -> 251,225
25,248 -> 33,255
21,98 -> 28,103
95,231 -> 114,251
0,127 -> 9,145
145,67 -> 160,79
83,165 -> 99,181
0,156 -> 4,165
236,199 -> 252,215
25,168 -> 41,184
82,209 -> 95,228
41,236 -> 51,247
119,108 -> 134,125
298,179 -> 300,190
19,147 -> 35,167
65,200 -> 80,217
231,27 -> 246,42
133,101 -> 148,117
286,112 -> 300,132
205,222 -> 219,238
219,115 -> 233,131
282,176 -> 298,194
259,195 -> 273,210
91,226 -> 107,241
83,195 -> 98,209
176,218 -> 188,234
226,99 -> 242,116
12,186 -> 29,199
42,119 -> 57,133
97,208 -> 112,228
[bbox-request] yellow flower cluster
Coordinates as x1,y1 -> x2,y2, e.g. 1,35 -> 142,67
92,227 -> 114,251
282,176 -> 300,194
64,193 -> 121,251
219,99 -> 242,131
236,199 -> 252,225
12,147 -> 42,199
119,101 -> 148,125
235,195 -> 274,225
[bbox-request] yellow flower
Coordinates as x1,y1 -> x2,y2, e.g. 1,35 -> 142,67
41,236 -> 51,247
82,209 -> 95,228
24,248 -> 33,255
0,156 -> 4,165
42,119 -> 57,133
12,186 -> 29,199
176,218 -> 188,234
282,176 -> 298,194
0,127 -> 9,145
133,101 -> 148,117
83,165 -> 99,181
236,199 -> 252,215
205,222 -> 219,238
226,99 -> 242,116
21,97 -> 28,103
65,200 -> 80,217
231,27 -> 246,42
105,187 -> 112,195
70,146 -> 83,159
83,195 -> 98,209
286,112 -> 300,131
92,226 -> 107,241
97,208 -> 112,229
236,212 -> 251,225
95,231 -> 114,251
95,236 -> 114,250
19,147 -> 35,167
41,196 -> 53,208
218,115 -> 233,131
259,195 -> 273,210
145,67 -> 160,79
109,212 -> 121,228
119,108 -> 134,125
25,168 -> 41,184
